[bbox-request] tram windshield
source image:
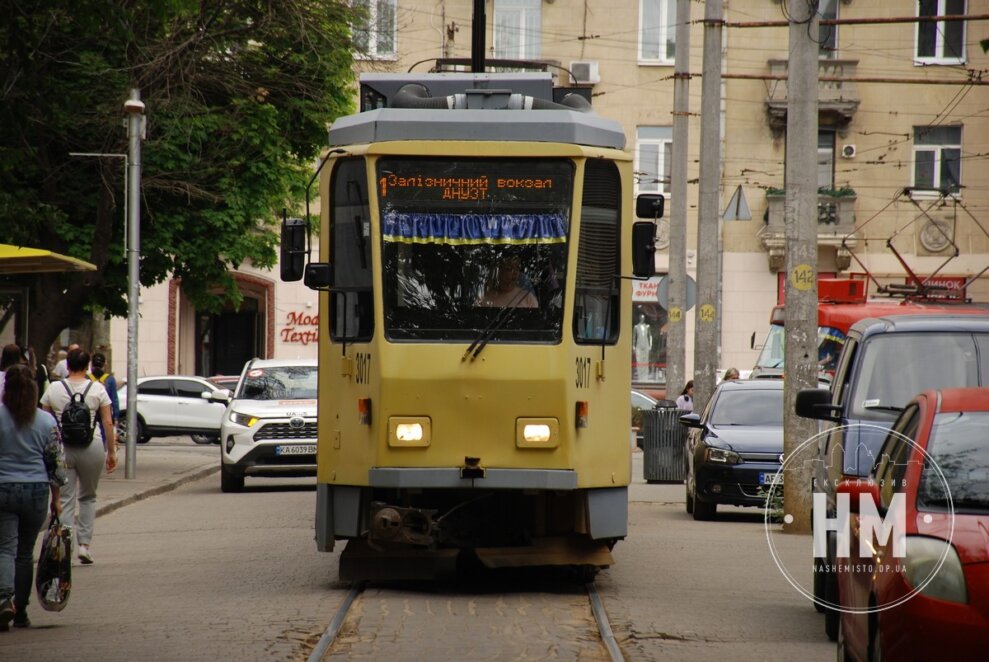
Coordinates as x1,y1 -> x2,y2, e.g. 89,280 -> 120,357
378,157 -> 573,342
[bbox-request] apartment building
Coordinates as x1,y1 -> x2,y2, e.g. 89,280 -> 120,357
354,0 -> 989,389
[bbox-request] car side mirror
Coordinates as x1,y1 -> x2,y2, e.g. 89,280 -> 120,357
679,412 -> 702,429
206,389 -> 231,404
795,388 -> 842,422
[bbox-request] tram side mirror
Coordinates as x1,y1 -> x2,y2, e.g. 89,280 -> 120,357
304,263 -> 333,290
280,217 -> 308,282
632,222 -> 656,278
635,193 -> 665,220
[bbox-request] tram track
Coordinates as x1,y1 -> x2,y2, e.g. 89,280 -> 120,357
307,577 -> 624,661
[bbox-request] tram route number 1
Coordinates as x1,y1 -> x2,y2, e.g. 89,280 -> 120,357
356,352 -> 371,385
576,357 -> 592,389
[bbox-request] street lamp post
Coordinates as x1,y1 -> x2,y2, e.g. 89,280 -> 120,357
123,89 -> 145,479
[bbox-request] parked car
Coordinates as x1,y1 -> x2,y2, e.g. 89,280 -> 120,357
117,375 -> 230,444
219,358 -> 318,492
835,387 -> 989,661
679,379 -> 785,521
796,313 -> 989,640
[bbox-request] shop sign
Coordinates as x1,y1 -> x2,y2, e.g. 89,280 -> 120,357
281,310 -> 319,345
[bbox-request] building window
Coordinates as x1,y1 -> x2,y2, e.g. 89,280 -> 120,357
352,0 -> 397,59
818,130 -> 835,189
494,0 -> 542,60
818,0 -> 837,58
639,0 -> 677,64
635,126 -> 672,195
916,0 -> 965,64
913,126 -> 961,194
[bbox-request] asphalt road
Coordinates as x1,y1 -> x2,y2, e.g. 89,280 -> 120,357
1,441 -> 833,661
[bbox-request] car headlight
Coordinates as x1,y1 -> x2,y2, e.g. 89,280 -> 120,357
704,447 -> 742,465
903,536 -> 967,604
229,411 -> 259,428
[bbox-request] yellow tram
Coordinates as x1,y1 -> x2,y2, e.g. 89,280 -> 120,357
281,73 -> 661,579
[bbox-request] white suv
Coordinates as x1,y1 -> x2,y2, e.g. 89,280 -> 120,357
219,358 -> 318,492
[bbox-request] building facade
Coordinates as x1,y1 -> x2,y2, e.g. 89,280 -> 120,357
114,0 -> 989,387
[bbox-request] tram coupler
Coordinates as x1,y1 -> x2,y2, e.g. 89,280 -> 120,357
461,456 -> 485,479
368,502 -> 437,547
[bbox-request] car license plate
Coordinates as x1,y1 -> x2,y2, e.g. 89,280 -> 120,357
760,471 -> 783,486
275,444 -> 316,456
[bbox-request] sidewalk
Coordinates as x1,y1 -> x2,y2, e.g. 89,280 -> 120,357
95,440 -> 219,518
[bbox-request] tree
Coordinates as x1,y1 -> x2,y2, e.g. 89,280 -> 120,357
0,0 -> 358,357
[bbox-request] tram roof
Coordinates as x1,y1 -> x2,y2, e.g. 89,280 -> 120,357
328,73 -> 626,150
328,109 -> 626,150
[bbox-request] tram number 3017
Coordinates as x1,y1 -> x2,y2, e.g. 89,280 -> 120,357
356,352 -> 371,385
575,356 -> 592,389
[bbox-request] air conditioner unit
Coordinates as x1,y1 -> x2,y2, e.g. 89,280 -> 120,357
570,61 -> 600,85
841,144 -> 856,159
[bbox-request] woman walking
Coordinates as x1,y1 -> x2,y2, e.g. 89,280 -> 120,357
0,365 -> 65,630
41,348 -> 116,565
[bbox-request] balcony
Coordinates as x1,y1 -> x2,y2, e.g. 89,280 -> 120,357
759,189 -> 858,272
765,59 -> 860,136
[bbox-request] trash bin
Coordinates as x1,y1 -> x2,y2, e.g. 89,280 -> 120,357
641,405 -> 688,483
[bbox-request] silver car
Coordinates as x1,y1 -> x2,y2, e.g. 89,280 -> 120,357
219,358 -> 318,492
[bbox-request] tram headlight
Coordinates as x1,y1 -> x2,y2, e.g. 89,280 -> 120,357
388,417 -> 431,447
516,418 -> 559,448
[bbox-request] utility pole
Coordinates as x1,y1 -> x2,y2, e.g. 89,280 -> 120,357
782,1 -> 819,533
693,0 -> 723,414
666,0 -> 692,399
124,89 -> 145,479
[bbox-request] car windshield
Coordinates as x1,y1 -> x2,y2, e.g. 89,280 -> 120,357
918,411 -> 989,514
710,389 -> 784,426
237,366 -> 317,400
378,157 -> 572,343
754,323 -> 845,374
849,333 -> 980,421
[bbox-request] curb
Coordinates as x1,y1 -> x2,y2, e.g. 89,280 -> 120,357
95,465 -> 220,518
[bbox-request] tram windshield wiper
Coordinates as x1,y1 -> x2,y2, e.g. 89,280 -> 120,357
462,281 -> 536,363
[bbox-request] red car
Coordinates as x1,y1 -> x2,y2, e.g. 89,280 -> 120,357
835,387 -> 989,660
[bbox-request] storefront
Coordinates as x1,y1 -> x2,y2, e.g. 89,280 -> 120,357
631,275 -> 668,390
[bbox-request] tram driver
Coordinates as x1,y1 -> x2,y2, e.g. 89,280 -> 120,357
477,254 -> 538,308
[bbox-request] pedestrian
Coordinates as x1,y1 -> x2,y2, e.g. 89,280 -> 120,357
25,347 -> 49,404
89,353 -> 119,442
0,344 -> 25,401
0,364 -> 66,630
722,367 -> 740,381
40,348 -> 117,565
676,380 -> 694,412
51,343 -> 79,381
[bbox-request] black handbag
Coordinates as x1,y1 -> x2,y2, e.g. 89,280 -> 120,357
36,513 -> 72,611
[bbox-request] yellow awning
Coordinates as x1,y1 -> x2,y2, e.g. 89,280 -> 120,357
0,244 -> 97,274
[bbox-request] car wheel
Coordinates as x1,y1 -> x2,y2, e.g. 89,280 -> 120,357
812,553 -> 826,613
836,615 -> 851,662
869,614 -> 883,662
220,464 -> 244,493
692,497 -> 716,521
191,434 -> 219,445
117,415 -> 149,444
824,564 -> 840,641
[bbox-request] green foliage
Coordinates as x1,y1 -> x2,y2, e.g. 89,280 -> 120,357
757,484 -> 785,524
0,0 -> 357,332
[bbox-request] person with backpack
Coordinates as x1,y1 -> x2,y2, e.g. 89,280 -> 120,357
88,353 -> 119,442
40,348 -> 117,565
